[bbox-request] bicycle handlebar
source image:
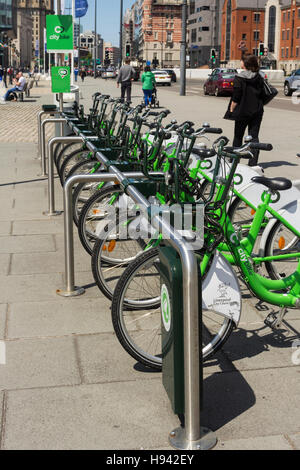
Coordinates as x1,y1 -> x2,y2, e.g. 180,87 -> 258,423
249,142 -> 273,151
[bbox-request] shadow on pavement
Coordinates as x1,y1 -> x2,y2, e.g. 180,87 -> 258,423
202,357 -> 256,432
259,160 -> 298,169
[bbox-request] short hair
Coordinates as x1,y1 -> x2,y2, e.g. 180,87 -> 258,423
144,65 -> 151,72
241,53 -> 259,73
124,58 -> 131,64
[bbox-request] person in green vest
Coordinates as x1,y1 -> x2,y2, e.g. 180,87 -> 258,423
141,66 -> 156,108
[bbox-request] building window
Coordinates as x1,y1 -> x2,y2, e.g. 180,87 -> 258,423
253,31 -> 260,41
287,29 -> 290,40
268,5 -> 276,53
243,16 -> 247,22
254,13 -> 260,23
225,0 -> 232,61
286,47 -> 289,58
191,29 -> 197,43
282,30 -> 285,40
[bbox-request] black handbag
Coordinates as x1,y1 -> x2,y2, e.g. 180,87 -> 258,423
262,79 -> 278,105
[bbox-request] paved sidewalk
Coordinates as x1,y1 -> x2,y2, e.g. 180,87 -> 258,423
0,78 -> 300,450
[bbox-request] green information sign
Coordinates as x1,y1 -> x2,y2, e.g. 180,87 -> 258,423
51,66 -> 71,93
46,15 -> 73,52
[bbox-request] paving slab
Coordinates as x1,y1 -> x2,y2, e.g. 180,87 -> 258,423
288,432 -> 300,449
221,319 -> 300,371
0,254 -> 10,276
76,333 -> 161,384
0,336 -> 80,391
7,298 -> 112,339
0,304 -> 7,340
0,221 -> 12,236
0,391 -> 4,445
0,234 -> 55,254
0,273 -> 63,303
2,381 -> 178,450
201,367 -> 300,441
215,434 -> 293,450
10,250 -> 91,275
12,219 -> 64,236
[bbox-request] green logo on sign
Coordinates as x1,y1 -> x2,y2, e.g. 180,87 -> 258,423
51,66 -> 71,93
46,15 -> 73,51
161,284 -> 171,332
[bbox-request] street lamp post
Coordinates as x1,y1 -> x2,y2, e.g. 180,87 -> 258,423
119,0 -> 124,67
94,0 -> 97,78
180,0 -> 187,96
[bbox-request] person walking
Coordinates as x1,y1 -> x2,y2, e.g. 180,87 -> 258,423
8,67 -> 13,85
80,68 -> 86,82
117,58 -> 135,104
141,65 -> 156,108
224,53 -> 265,167
2,67 -> 7,88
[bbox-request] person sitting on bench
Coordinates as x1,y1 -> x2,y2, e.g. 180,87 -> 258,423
3,72 -> 26,101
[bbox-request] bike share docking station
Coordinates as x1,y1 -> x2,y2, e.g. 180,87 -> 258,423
38,105 -> 218,450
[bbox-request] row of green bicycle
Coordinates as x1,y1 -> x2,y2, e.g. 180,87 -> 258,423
55,92 -> 300,371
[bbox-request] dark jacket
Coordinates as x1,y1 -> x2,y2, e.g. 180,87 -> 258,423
225,71 -> 264,121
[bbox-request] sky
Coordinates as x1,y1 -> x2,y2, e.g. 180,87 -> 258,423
63,0 -> 134,46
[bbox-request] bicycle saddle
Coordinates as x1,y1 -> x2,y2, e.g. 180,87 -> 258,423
251,176 -> 292,191
192,148 -> 216,159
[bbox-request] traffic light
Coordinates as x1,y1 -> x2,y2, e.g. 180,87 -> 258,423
126,44 -> 131,57
259,43 -> 264,56
211,48 -> 216,64
104,49 -> 110,66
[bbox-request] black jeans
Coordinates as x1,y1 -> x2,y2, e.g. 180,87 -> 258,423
233,112 -> 264,166
121,80 -> 132,103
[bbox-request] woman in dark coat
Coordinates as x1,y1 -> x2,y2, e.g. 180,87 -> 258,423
226,54 -> 265,166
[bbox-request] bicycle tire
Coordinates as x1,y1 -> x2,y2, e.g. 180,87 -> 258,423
91,217 -> 147,301
56,141 -> 83,171
59,148 -> 92,184
78,184 -> 123,254
264,219 -> 300,281
111,248 -> 235,370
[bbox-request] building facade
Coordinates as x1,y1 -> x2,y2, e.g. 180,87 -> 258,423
12,8 -> 33,67
221,0 -> 266,67
0,0 -> 17,67
139,0 -> 182,67
104,42 -> 120,67
187,0 -> 222,68
277,0 -> 300,71
123,1 -> 140,61
79,31 -> 104,64
17,0 -> 54,68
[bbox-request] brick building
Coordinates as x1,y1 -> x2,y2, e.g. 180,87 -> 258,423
276,0 -> 300,72
140,0 -> 182,67
220,0 -> 266,67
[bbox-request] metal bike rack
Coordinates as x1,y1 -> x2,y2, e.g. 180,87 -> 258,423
44,136 -> 84,217
49,116 -> 217,450
40,118 -> 67,177
37,109 -> 57,159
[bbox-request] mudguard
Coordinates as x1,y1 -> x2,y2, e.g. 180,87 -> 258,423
202,251 -> 241,327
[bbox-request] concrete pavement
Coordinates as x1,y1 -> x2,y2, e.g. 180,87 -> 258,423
0,77 -> 300,450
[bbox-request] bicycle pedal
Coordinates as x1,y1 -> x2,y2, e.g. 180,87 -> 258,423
264,312 -> 281,329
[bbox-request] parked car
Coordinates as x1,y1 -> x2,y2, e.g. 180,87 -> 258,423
162,69 -> 177,82
203,68 -> 237,96
152,70 -> 172,86
102,68 -> 117,79
283,68 -> 300,96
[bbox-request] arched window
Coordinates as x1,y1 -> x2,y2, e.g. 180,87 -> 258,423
225,0 -> 232,61
268,6 -> 276,53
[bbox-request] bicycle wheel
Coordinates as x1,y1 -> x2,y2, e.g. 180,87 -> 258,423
59,149 -> 93,184
264,220 -> 300,281
55,141 -> 83,170
72,178 -> 107,228
91,216 -> 148,301
78,184 -> 123,254
111,248 -> 235,370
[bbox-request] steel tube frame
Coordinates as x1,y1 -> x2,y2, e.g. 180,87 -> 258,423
37,110 -> 57,159
45,136 -> 84,217
41,118 -> 67,177
57,121 -> 216,449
